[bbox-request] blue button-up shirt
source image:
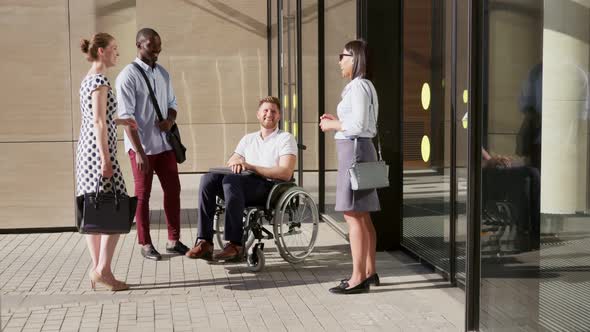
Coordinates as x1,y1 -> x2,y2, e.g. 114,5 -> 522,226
116,58 -> 178,155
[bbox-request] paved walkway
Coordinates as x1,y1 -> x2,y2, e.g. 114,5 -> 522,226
1,215 -> 464,332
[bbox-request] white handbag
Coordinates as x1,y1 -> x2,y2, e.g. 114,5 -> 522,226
348,81 -> 389,191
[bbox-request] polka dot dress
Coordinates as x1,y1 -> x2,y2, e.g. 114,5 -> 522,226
75,74 -> 127,196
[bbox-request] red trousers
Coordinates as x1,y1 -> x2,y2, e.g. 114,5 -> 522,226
129,150 -> 181,245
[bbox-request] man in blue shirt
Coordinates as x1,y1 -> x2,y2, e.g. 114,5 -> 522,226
116,28 -> 188,260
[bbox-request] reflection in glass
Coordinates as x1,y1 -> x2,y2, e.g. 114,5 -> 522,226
322,0 -> 356,221
454,0 -> 469,283
480,1 -> 590,330
401,0 -> 451,273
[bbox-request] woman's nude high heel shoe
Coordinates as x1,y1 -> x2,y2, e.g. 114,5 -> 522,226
90,270 -> 129,291
89,270 -> 97,290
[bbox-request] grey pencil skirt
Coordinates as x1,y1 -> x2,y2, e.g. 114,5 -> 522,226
334,138 -> 381,212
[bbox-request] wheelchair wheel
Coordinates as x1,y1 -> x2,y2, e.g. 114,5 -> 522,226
246,244 -> 265,272
214,210 -> 256,251
241,209 -> 259,252
213,211 -> 224,250
273,187 -> 319,263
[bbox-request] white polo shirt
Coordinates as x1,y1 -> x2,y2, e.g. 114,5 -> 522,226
234,128 -> 297,168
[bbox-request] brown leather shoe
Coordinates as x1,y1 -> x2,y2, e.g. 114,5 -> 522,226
213,242 -> 243,261
186,240 -> 213,260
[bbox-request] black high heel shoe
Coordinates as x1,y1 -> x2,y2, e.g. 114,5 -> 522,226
339,273 -> 380,287
329,278 -> 370,294
367,273 -> 380,286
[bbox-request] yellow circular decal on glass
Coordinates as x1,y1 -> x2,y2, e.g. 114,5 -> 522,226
463,89 -> 468,104
421,83 -> 431,110
421,135 -> 431,162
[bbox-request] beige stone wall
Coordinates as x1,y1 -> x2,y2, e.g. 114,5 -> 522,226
324,0 -> 357,170
0,0 -> 356,228
0,1 -> 75,228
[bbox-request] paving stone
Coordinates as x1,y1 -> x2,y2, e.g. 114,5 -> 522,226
0,222 -> 463,331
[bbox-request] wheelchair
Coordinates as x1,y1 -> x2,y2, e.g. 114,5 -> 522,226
212,180 -> 319,272
481,200 -> 514,257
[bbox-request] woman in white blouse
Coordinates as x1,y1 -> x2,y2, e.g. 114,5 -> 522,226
320,40 -> 380,294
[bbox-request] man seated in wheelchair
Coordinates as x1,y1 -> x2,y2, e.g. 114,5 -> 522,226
186,96 -> 297,261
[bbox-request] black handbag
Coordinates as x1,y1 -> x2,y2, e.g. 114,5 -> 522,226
132,62 -> 187,163
75,176 -> 137,234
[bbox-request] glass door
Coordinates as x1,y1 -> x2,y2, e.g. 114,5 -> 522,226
275,0 -> 304,185
401,0 -> 452,274
400,0 -> 469,280
453,0 -> 470,284
477,1 -> 590,330
400,0 -> 470,290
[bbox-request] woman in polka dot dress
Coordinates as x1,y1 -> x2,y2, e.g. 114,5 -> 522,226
77,33 -> 137,291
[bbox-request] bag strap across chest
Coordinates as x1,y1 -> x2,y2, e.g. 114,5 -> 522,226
354,81 -> 383,162
132,62 -> 165,122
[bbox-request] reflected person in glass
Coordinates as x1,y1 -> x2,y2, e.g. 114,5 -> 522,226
320,40 -> 380,294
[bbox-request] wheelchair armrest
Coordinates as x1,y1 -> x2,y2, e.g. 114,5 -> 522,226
266,181 -> 296,210
270,178 -> 295,185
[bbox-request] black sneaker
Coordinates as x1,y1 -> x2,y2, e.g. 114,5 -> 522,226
141,245 -> 162,261
166,241 -> 189,255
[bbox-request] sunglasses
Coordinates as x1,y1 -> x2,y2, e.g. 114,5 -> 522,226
339,53 -> 352,61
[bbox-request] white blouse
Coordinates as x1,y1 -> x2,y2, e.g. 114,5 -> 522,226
335,77 -> 379,140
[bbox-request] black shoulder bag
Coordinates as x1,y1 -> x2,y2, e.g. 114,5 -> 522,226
132,62 -> 187,163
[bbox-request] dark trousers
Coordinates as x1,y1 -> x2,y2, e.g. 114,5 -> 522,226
129,150 -> 181,245
197,173 -> 273,244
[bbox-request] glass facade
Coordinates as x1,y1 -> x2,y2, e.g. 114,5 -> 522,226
270,0 -> 321,196
399,1 -> 590,330
401,0 -> 452,273
400,0 -> 469,284
479,1 -> 590,330
454,0 -> 469,285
